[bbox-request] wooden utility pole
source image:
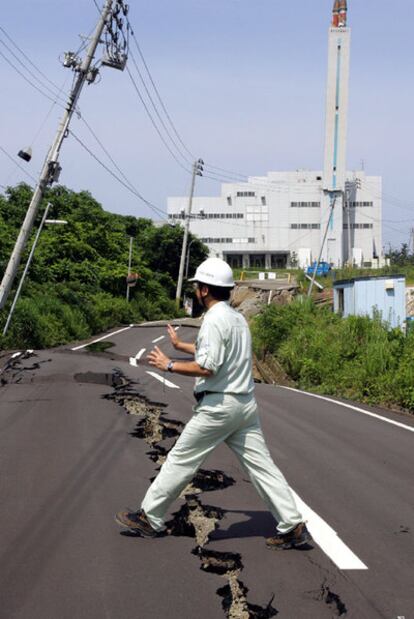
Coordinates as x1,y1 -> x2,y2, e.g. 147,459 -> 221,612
175,159 -> 204,307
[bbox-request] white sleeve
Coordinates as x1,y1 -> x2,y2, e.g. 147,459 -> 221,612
195,319 -> 226,374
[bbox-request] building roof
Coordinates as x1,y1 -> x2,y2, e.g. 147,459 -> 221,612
333,274 -> 405,287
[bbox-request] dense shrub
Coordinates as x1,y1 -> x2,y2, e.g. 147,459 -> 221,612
0,184 -> 207,350
252,300 -> 414,413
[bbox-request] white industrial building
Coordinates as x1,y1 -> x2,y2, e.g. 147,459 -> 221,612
168,1 -> 383,269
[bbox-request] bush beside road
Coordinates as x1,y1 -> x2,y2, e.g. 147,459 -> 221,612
252,299 -> 414,414
0,183 -> 207,349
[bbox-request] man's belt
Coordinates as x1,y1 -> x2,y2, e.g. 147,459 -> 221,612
194,391 -> 250,402
194,390 -> 218,402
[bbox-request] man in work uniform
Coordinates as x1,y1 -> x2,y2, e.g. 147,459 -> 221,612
116,257 -> 311,550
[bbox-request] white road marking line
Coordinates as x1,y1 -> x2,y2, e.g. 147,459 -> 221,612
71,326 -> 133,351
281,386 -> 414,433
11,352 -> 23,359
135,348 -> 146,360
146,371 -> 180,389
152,335 -> 165,344
129,358 -> 138,367
292,490 -> 368,570
174,326 -> 180,331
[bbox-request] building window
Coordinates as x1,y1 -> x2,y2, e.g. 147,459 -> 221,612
345,201 -> 374,207
236,191 -> 256,198
198,212 -> 245,220
290,202 -> 320,208
261,196 -> 266,206
343,223 -> 373,230
200,238 -> 257,244
290,223 -> 321,230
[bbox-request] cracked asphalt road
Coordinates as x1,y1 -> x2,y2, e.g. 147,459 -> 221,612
0,322 -> 413,618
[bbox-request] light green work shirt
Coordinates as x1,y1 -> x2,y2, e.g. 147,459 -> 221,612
194,301 -> 255,395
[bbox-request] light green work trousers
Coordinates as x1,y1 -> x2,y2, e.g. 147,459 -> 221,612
141,392 -> 302,534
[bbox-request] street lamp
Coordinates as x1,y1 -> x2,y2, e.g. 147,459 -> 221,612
185,238 -> 197,279
2,202 -> 68,337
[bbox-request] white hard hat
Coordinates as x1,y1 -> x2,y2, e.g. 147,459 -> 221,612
189,257 -> 235,288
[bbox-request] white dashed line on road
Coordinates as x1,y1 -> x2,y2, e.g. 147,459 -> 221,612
71,326 -> 133,351
146,371 -> 180,389
292,490 -> 368,570
282,387 -> 414,433
129,358 -> 138,367
174,326 -> 180,331
135,348 -> 146,360
152,336 -> 165,344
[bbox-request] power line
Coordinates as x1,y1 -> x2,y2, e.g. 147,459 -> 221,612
0,37 -> 67,104
126,19 -> 250,181
129,48 -> 192,166
29,78 -> 69,148
0,48 -> 66,108
128,23 -> 195,161
0,24 -> 68,97
126,65 -> 192,175
0,146 -> 38,183
69,129 -> 168,221
79,115 -> 136,193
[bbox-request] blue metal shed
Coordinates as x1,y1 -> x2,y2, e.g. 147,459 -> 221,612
333,275 -> 406,329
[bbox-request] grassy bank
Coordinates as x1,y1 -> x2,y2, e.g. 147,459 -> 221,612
251,300 -> 414,413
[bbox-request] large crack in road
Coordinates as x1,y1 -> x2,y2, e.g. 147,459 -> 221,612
0,353 -> 350,618
107,373 -> 279,618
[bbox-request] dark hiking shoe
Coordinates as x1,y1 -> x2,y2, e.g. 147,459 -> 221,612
266,523 -> 312,551
115,509 -> 158,537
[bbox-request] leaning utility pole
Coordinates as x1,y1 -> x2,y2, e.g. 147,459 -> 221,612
307,193 -> 338,298
175,159 -> 204,307
0,0 -> 130,310
126,236 -> 133,302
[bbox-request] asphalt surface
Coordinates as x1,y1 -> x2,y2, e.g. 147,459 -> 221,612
0,321 -> 413,619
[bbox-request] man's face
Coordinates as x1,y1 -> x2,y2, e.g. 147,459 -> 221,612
193,282 -> 208,307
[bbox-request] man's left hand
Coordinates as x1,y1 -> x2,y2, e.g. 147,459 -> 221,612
147,346 -> 170,371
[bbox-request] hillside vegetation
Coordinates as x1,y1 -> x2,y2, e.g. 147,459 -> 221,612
0,183 -> 207,350
252,300 -> 414,413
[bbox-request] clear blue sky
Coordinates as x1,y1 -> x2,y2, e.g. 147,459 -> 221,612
1,0 -> 413,249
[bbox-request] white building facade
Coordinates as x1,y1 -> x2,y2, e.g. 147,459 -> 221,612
168,170 -> 382,269
167,1 -> 382,270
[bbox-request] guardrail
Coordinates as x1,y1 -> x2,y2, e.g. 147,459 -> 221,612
239,271 -> 293,283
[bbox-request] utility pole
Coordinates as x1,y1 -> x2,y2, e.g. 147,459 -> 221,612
409,228 -> 414,255
307,193 -> 338,298
344,177 -> 361,267
126,236 -> 133,302
344,181 -> 352,267
175,159 -> 204,307
0,0 -> 129,310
